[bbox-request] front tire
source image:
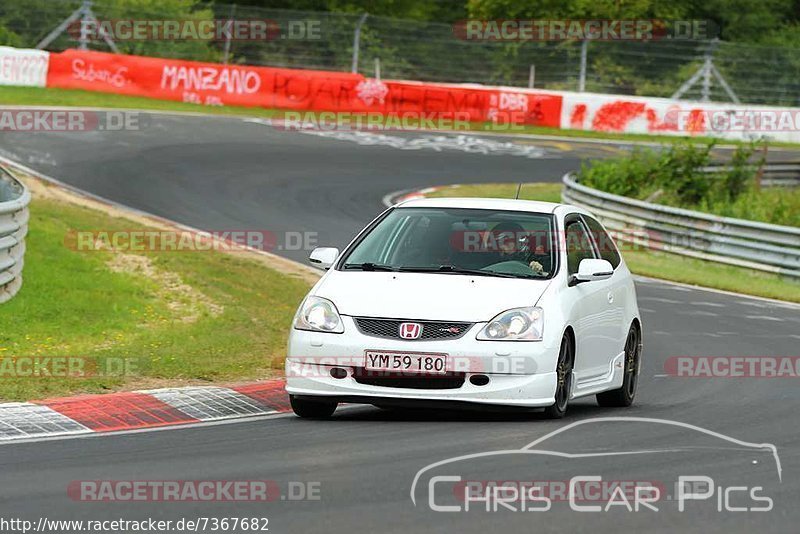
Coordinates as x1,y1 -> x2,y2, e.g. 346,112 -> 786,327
290,395 -> 337,419
543,335 -> 574,419
597,324 -> 641,408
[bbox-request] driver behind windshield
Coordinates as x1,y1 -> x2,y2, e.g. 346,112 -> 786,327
485,222 -> 549,276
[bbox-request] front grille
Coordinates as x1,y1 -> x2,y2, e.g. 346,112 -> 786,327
354,318 -> 473,340
352,368 -> 466,389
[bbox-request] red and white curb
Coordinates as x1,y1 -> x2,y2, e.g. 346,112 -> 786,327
382,186 -> 442,207
0,380 -> 289,442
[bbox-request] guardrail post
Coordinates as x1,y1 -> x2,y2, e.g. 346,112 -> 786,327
578,40 -> 588,92
351,13 -> 369,74
222,3 -> 237,64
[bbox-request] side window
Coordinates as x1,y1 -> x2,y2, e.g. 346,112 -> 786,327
565,219 -> 596,275
582,216 -> 622,269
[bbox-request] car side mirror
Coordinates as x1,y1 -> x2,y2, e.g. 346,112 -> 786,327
309,247 -> 339,270
570,258 -> 614,286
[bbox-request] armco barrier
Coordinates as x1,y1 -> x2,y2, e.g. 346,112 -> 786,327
701,163 -> 800,187
0,167 -> 30,303
562,173 -> 800,278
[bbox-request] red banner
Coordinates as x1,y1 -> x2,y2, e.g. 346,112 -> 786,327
46,49 -> 562,127
46,49 -> 362,110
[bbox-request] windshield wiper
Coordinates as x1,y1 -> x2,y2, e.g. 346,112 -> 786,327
398,265 -> 526,279
342,262 -> 398,272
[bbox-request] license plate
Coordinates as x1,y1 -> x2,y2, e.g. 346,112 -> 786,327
364,350 -> 447,375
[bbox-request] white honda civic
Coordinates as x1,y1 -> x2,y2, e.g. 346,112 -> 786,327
286,197 -> 642,419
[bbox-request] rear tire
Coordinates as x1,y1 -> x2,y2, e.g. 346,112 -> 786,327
543,335 -> 574,419
596,324 -> 641,408
290,395 -> 337,419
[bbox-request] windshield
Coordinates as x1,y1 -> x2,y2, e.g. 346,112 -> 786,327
340,207 -> 557,279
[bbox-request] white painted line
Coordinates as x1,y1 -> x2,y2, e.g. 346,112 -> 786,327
740,301 -> 768,309
684,310 -> 718,317
639,297 -> 683,304
691,301 -> 726,308
744,315 -> 784,322
437,129 -> 800,152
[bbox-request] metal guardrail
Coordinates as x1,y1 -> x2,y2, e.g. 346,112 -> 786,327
562,172 -> 800,279
0,167 -> 31,303
702,162 -> 800,187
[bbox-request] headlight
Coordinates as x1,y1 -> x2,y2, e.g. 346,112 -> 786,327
477,306 -> 543,341
293,296 -> 344,333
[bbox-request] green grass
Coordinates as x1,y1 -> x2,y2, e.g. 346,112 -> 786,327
0,193 -> 312,401
428,183 -> 564,203
0,86 -> 284,119
427,182 -> 800,302
2,86 -> 795,147
691,186 -> 800,227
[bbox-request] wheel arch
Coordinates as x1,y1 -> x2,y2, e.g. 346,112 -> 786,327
562,325 -> 576,363
630,317 -> 642,339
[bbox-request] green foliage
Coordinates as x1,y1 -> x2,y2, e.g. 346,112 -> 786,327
465,0 -> 800,100
467,0 -> 799,43
2,0 -> 800,100
0,0 -> 222,61
97,0 -> 222,61
656,141 -> 714,205
721,142 -> 762,202
578,140 -> 798,227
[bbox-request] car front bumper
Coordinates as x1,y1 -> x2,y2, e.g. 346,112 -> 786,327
285,316 -> 560,408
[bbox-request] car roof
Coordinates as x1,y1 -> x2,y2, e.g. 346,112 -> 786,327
396,196 -> 566,214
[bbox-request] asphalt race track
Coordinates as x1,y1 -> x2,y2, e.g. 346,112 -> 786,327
1,113 -> 799,533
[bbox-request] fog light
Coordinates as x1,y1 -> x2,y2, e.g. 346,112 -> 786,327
330,367 -> 347,379
469,374 -> 490,386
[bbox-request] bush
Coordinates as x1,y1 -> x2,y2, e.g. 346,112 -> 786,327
577,140 -> 798,227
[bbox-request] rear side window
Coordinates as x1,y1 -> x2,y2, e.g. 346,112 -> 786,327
582,216 -> 622,269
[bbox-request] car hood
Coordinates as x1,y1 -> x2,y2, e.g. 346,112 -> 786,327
314,271 -> 552,322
